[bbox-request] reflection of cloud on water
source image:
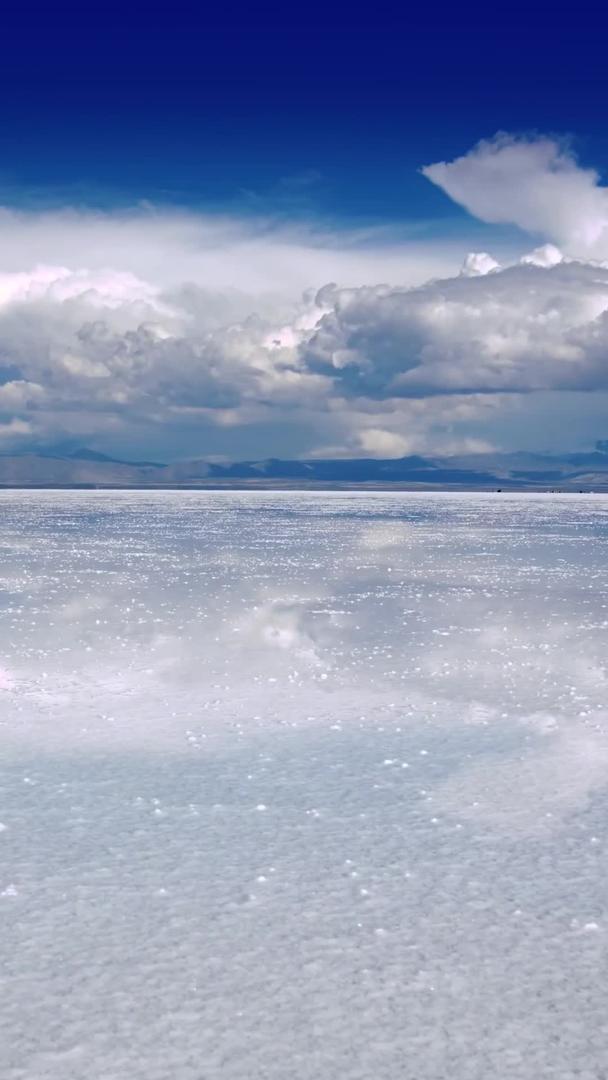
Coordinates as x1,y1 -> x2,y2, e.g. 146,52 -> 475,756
358,523 -> 422,550
433,723 -> 608,834
1,490 -> 608,779
235,597 -> 339,669
0,666 -> 13,690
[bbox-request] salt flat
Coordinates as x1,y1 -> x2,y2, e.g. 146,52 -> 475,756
1,491 -> 608,1079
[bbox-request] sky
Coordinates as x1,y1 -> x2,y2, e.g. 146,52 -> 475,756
1,3 -> 608,461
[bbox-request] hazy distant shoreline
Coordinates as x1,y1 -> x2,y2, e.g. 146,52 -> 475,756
2,482 -> 606,493
3,443 -> 608,492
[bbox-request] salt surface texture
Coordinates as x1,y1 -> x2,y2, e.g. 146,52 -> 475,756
1,490 -> 608,1079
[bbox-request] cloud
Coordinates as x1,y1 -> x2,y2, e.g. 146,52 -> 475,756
0,381 -> 47,408
0,207 -> 468,299
0,417 -> 31,439
357,428 -> 416,457
3,252 -> 608,457
2,137 -> 608,458
422,133 -> 608,258
301,259 -> 608,398
0,263 -> 169,311
460,251 -> 501,277
520,244 -> 564,269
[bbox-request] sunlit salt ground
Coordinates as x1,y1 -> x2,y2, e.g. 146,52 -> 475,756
2,491 -> 608,1079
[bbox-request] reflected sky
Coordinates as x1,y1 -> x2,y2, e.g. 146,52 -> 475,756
2,492 -> 608,1079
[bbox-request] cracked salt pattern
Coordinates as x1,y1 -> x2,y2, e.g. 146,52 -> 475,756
1,490 -> 608,1079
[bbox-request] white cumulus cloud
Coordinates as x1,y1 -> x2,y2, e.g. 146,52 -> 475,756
301,260 -> 608,397
423,134 -> 608,259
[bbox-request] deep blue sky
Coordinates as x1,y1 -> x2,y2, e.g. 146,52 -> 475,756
2,3 -> 607,221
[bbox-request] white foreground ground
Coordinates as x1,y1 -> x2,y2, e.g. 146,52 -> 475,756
2,490 -> 608,1079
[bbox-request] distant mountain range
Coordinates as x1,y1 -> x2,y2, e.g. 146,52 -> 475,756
2,443 -> 608,489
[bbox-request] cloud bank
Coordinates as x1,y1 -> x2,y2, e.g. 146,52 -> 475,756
1,134 -> 608,459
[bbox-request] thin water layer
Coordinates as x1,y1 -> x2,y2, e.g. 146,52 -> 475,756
1,491 -> 608,1079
